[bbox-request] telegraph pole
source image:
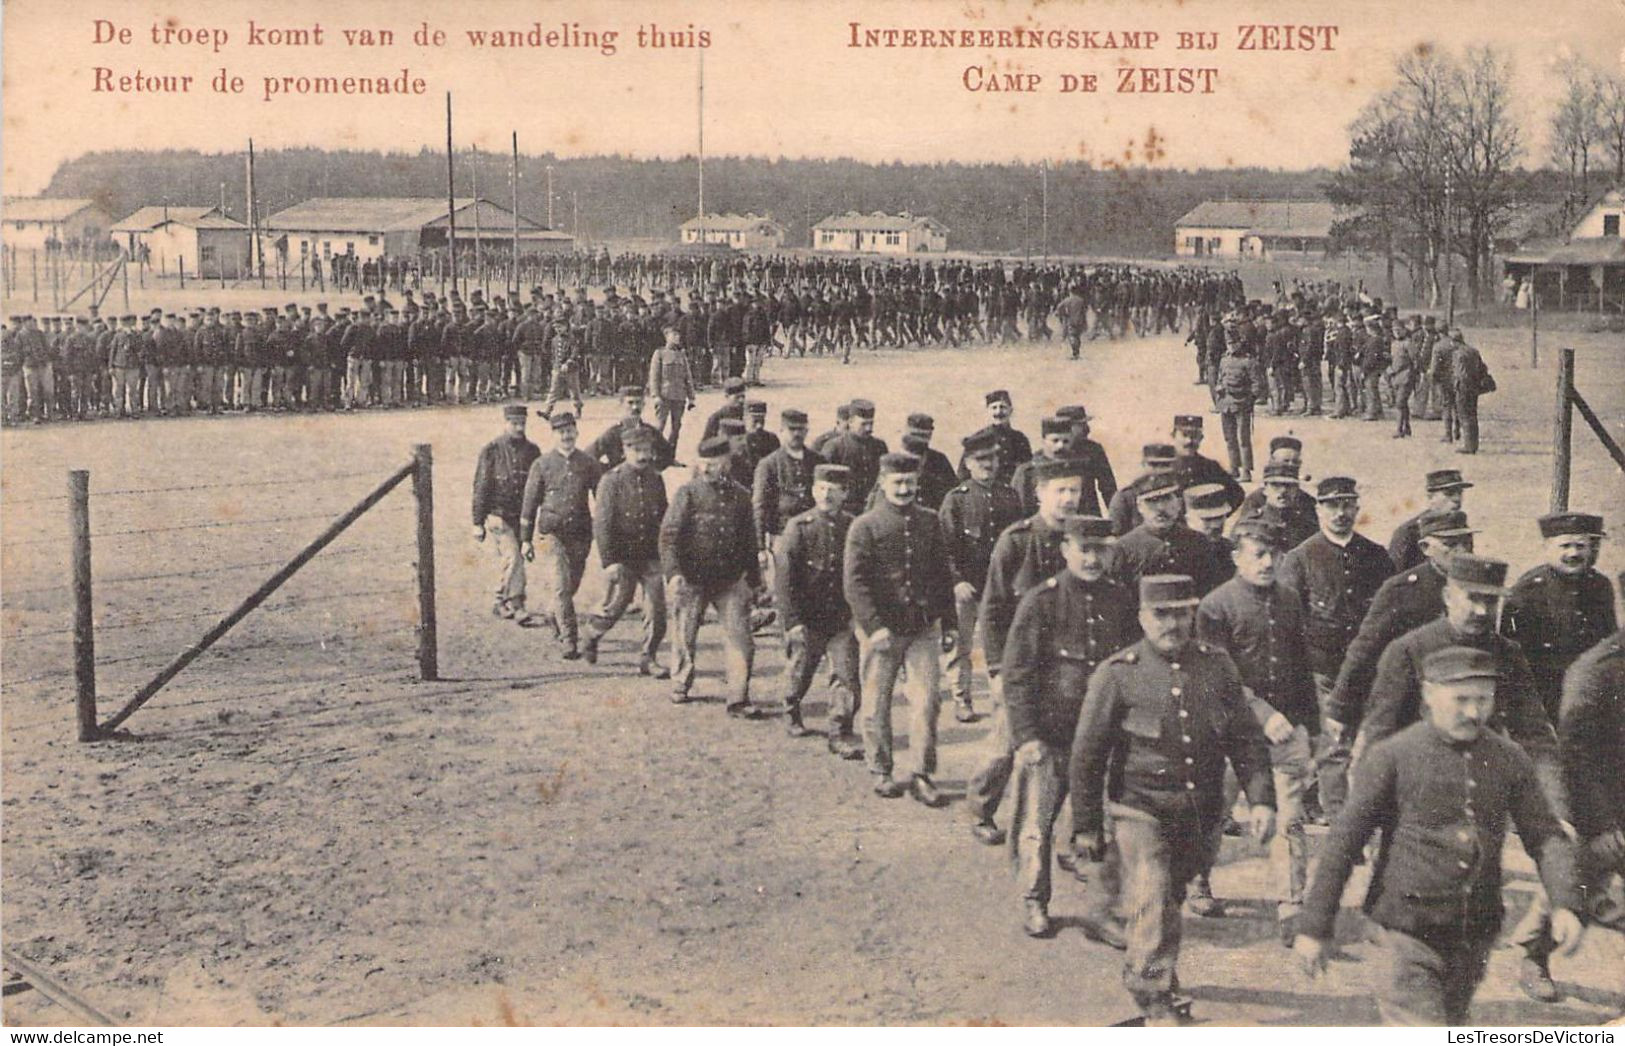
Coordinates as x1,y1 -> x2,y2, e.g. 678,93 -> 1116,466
445,92 -> 457,286
546,165 -> 555,228
1040,162 -> 1049,261
697,49 -> 706,218
511,132 -> 521,297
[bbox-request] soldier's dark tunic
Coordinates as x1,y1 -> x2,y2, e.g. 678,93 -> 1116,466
1327,562 -> 1449,729
957,423 -> 1033,486
751,446 -> 825,549
1558,630 -> 1625,846
774,506 -> 860,723
1501,565 -> 1617,722
1110,522 -> 1228,602
1171,452 -> 1244,513
822,431 -> 889,515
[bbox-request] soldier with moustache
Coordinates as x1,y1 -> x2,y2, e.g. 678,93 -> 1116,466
587,387 -> 675,471
1055,405 -> 1117,517
956,390 -> 1033,486
1011,416 -> 1076,518
1169,415 -> 1244,514
579,427 -> 669,677
1112,477 -> 1230,602
1237,464 -> 1318,551
1388,469 -> 1473,572
822,398 -> 887,515
899,414 -> 958,511
1108,443 -> 1180,536
1501,513 -> 1616,722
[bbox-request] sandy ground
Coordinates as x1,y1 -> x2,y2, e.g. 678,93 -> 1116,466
2,319 -> 1622,1026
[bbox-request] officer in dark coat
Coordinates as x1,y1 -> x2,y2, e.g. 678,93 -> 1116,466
472,404 -> 542,620
1169,414 -> 1244,514
773,464 -> 860,748
822,398 -> 888,513
1235,464 -> 1318,551
751,408 -> 823,552
1111,477 -> 1229,601
580,427 -> 669,675
955,389 -> 1032,486
1071,574 -> 1276,1026
1501,512 -> 1616,722
1009,415 -> 1076,517
1388,469 -> 1473,572
739,399 -> 782,477
1236,436 -> 1316,523
1055,404 -> 1117,517
1296,646 -> 1584,1025
1107,443 -> 1179,535
587,387 -> 675,470
900,413 -> 958,511
1000,516 -> 1137,937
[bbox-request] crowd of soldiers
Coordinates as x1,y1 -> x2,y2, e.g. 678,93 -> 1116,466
471,370 -> 1622,1026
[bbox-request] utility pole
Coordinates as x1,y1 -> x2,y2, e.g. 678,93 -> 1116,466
1040,161 -> 1049,262
546,165 -> 555,228
511,132 -> 520,298
472,146 -> 483,291
697,49 -> 705,218
572,191 -> 579,242
445,93 -> 457,290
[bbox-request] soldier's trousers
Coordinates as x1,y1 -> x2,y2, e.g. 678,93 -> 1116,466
858,622 -> 943,779
1009,740 -> 1072,905
1299,360 -> 1322,413
654,398 -> 687,446
1375,927 -> 1491,1025
670,577 -> 754,702
1220,409 -> 1254,477
586,558 -> 666,660
519,353 -> 547,398
305,366 -> 331,410
745,343 -> 767,384
1313,672 -> 1353,818
1362,370 -> 1385,419
1438,381 -> 1459,441
780,623 -> 859,728
483,514 -> 528,610
533,533 -> 591,643
1269,725 -> 1314,918
113,366 -> 143,414
1393,379 -> 1415,436
163,365 -> 192,412
22,364 -> 54,420
143,364 -> 165,413
379,361 -> 405,406
543,360 -> 584,417
965,676 -> 1014,822
270,366 -> 295,409
945,584 -> 983,705
346,357 -> 372,407
194,366 -> 218,410
1455,389 -> 1479,453
1114,803 -> 1215,1013
2,372 -> 22,419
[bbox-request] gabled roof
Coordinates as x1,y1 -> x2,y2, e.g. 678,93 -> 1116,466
680,212 -> 785,232
265,197 -> 541,233
1175,200 -> 1340,238
2,197 -> 103,223
812,210 -> 948,234
113,206 -> 234,232
1504,237 -> 1625,266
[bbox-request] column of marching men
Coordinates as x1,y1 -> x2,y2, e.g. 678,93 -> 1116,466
469,363 -> 1622,1027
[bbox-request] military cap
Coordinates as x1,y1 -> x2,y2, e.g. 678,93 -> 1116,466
623,427 -> 656,449
901,432 -> 932,455
1262,463 -> 1301,484
122,314 -> 137,322
1314,476 -> 1359,502
1268,435 -> 1302,453
502,404 -> 528,421
208,306 -> 221,314
163,312 -> 177,320
781,408 -> 809,426
1140,574 -> 1200,608
1059,515 -> 1116,545
985,389 -> 1012,406
1422,646 -> 1499,684
906,412 -> 935,432
723,377 -> 748,395
1041,415 -> 1072,436
262,306 -> 277,315
1055,405 -> 1091,422
878,452 -> 921,475
620,385 -> 644,399
849,398 -> 877,419
1447,554 -> 1509,593
745,400 -> 768,416
698,436 -> 732,459
1137,475 -> 1183,501
1184,483 -> 1234,519
1538,512 -> 1605,539
835,403 -> 853,421
961,428 -> 999,459
814,464 -> 851,485
1031,458 -> 1085,484
718,417 -> 747,436
546,411 -> 578,430
1425,469 -> 1473,492
1142,443 -> 1178,465
1172,414 -> 1204,431
1418,511 -> 1477,540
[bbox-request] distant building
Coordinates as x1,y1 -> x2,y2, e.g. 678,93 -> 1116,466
812,211 -> 948,254
1174,200 -> 1340,259
680,213 -> 787,249
1501,185 -> 1625,313
264,197 -> 573,263
112,206 -> 251,278
1,197 -> 114,252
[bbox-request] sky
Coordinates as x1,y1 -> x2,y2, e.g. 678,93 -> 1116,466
3,0 -> 1623,196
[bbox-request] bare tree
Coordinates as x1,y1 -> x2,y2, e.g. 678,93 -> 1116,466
1599,72 -> 1625,184
1549,58 -> 1603,214
1444,45 -> 1524,306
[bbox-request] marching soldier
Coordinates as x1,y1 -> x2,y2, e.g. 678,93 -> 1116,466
1056,405 -> 1117,517
646,323 -> 697,447
774,464 -> 862,749
1010,416 -> 1075,517
1183,484 -> 1239,590
472,404 -> 542,623
587,387 -> 675,471
660,435 -> 760,712
1071,574 -> 1276,1026
518,412 -> 604,658
1169,415 -> 1244,513
1296,646 -> 1584,1025
1111,478 -> 1229,600
1001,515 -> 1137,937
752,408 -> 823,553
822,398 -> 887,514
1501,512 -> 1616,722
809,402 -> 850,455
1389,469 -> 1473,572
1107,443 -> 1179,536
1237,463 -> 1317,551
1450,330 -> 1495,455
955,389 -> 1033,486
580,428 -> 669,676
701,376 -> 748,441
900,414 -> 958,511
844,452 -> 958,804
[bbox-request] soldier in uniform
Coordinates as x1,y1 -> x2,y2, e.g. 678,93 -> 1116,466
646,324 -> 698,447
955,389 -> 1033,486
967,458 -> 1084,839
752,408 -> 823,554
900,414 -> 958,511
738,400 -> 782,480
1296,646 -> 1584,1025
579,428 -> 669,676
518,412 -> 603,657
1001,515 -> 1137,937
822,398 -> 887,514
587,387 -> 675,471
1450,330 -> 1495,454
1276,476 -> 1396,820
1501,512 -> 1616,722
1010,416 -> 1075,517
1169,415 -> 1244,512
774,464 -> 861,748
1389,469 -> 1473,572
1056,405 -> 1117,517
540,315 -> 585,420
1239,464 -> 1317,551
1430,324 -> 1459,441
938,430 -> 1024,726
660,435 -> 760,712
1183,485 -> 1239,590
1112,478 -> 1229,601
1213,336 -> 1268,481
809,402 -> 850,455
1071,574 -> 1276,1026
472,404 -> 542,622
844,452 -> 958,804
701,376 -> 748,441
1107,443 -> 1179,536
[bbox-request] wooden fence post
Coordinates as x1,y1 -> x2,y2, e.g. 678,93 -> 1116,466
179,255 -> 186,291
70,470 -> 98,742
1530,286 -> 1539,368
1551,348 -> 1574,514
412,444 -> 439,681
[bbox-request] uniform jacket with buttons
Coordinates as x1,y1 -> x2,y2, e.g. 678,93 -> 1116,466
1558,630 -> 1625,841
1276,530 -> 1396,677
659,474 -> 759,588
1110,522 -> 1230,603
1172,453 -> 1245,513
1387,508 -> 1435,573
1235,490 -> 1319,553
1328,562 -> 1448,726
937,478 -> 1024,593
774,506 -> 854,633
843,499 -> 954,638
1502,565 -> 1617,718
821,432 -> 889,515
1299,721 -> 1579,943
473,433 -> 542,529
955,424 -> 1032,487
981,515 -> 1069,675
1003,571 -> 1139,749
1196,577 -> 1318,729
592,462 -> 667,568
752,447 -> 825,547
1070,638 -> 1275,838
587,419 -> 674,472
516,447 -> 601,541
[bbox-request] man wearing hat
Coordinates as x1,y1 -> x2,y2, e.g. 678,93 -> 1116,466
1429,325 -> 1459,439
901,414 -> 958,511
1112,476 -> 1229,602
1,315 -> 24,423
1001,515 -> 1138,938
1330,510 -> 1477,736
1389,469 -> 1474,572
1054,405 -> 1117,517
659,435 -> 760,712
473,405 -> 544,623
588,388 -> 675,472
1212,334 -> 1268,481
822,399 -> 887,515
738,400 -> 782,479
1358,314 -> 1390,421
955,390 -> 1032,488
1198,519 -> 1320,944
580,427 -> 669,675
518,411 -> 604,655
540,315 -> 585,420
1276,477 -> 1396,820
938,429 -> 1024,727
774,463 -> 862,747
1183,484 -> 1240,591
1502,513 -> 1616,721
1297,645 -> 1585,1024
701,376 -> 749,442
107,314 -> 141,417
1241,464 -> 1317,551
752,408 -> 824,554
844,452 -> 957,804
1169,415 -> 1244,514
809,402 -> 850,456
646,324 -> 698,446
1072,574 -> 1276,1026
1108,443 -> 1180,536
1450,330 -> 1495,454
1010,416 -> 1076,518
969,457 -> 1086,827
340,308 -> 376,410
